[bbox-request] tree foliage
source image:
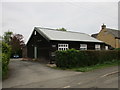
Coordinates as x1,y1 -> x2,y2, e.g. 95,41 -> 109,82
3,31 -> 13,44
10,34 -> 25,57
57,28 -> 67,31
2,31 -> 25,57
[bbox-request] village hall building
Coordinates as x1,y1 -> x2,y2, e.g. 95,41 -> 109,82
26,27 -> 109,61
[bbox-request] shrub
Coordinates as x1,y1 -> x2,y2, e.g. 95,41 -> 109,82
2,42 -> 11,79
115,48 -> 120,50
55,49 -> 119,68
0,42 -> 2,79
2,42 -> 11,57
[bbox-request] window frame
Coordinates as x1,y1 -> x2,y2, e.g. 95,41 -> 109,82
58,44 -> 69,51
105,46 -> 108,50
80,44 -> 87,50
95,44 -> 101,50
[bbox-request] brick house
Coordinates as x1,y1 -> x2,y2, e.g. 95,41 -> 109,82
91,24 -> 120,49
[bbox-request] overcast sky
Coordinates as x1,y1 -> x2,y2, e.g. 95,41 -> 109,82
1,1 -> 119,43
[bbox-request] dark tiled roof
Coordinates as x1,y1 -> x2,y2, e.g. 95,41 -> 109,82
91,33 -> 98,38
107,28 -> 120,38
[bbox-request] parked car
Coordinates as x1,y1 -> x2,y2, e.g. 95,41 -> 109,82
13,54 -> 19,58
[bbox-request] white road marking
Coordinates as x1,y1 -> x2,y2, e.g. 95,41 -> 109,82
100,71 -> 118,78
63,85 -> 71,88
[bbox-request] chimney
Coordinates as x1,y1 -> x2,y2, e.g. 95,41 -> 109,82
101,23 -> 106,29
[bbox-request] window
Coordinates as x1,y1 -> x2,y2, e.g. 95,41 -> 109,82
34,31 -> 36,35
58,44 -> 69,51
95,44 -> 101,50
105,46 -> 108,50
80,44 -> 87,50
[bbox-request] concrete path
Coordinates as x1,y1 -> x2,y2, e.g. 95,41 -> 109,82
2,59 -> 118,88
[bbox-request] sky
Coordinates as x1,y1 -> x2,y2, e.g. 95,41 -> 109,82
1,0 -> 119,43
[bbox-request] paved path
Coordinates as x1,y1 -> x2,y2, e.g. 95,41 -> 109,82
2,59 -> 81,88
2,59 -> 118,88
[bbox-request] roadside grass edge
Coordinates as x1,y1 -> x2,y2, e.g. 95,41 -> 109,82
52,60 -> 119,72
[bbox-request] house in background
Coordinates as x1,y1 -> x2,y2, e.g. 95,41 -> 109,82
26,27 -> 109,62
91,24 -> 120,49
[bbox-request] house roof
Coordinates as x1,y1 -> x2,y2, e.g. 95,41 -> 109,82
35,27 -> 103,43
91,33 -> 98,38
91,28 -> 120,39
106,28 -> 120,38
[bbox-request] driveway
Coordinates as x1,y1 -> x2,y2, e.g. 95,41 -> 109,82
2,59 -> 81,88
2,59 -> 118,88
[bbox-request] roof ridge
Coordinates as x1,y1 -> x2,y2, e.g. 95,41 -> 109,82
35,27 -> 87,35
35,27 -> 56,30
106,28 -> 120,31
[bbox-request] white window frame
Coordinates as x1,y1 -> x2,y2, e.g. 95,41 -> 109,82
80,44 -> 87,50
95,44 -> 101,50
58,44 -> 69,51
105,46 -> 108,50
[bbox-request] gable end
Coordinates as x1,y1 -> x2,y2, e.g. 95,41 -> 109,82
34,27 -> 50,42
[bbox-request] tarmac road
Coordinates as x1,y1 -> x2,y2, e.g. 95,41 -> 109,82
2,59 -> 119,88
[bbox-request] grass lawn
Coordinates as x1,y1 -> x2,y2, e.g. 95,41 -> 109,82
52,60 -> 119,72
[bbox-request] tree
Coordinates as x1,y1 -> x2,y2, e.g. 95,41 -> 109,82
3,31 -> 13,44
10,34 -> 25,57
57,28 -> 67,31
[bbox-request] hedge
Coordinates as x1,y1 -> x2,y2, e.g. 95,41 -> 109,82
55,49 -> 119,68
0,42 -> 1,79
1,42 -> 11,79
115,48 -> 120,50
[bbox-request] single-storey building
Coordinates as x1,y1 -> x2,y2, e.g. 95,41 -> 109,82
26,27 -> 109,62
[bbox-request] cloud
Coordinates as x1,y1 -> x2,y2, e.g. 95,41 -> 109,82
2,2 -> 118,43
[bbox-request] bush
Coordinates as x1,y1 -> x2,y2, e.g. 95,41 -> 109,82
0,42 -> 2,79
2,42 -> 11,57
55,49 -> 119,68
2,42 -> 11,79
115,48 -> 120,50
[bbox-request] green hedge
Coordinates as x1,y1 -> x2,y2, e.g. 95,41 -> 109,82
1,42 -> 11,79
55,49 -> 119,68
0,42 -> 2,79
115,48 -> 120,50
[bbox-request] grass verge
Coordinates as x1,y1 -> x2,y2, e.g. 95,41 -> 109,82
52,60 -> 119,72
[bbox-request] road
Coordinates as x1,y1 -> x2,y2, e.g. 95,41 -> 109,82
2,59 -> 119,88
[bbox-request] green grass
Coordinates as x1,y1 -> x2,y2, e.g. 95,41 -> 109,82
52,60 -> 119,72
